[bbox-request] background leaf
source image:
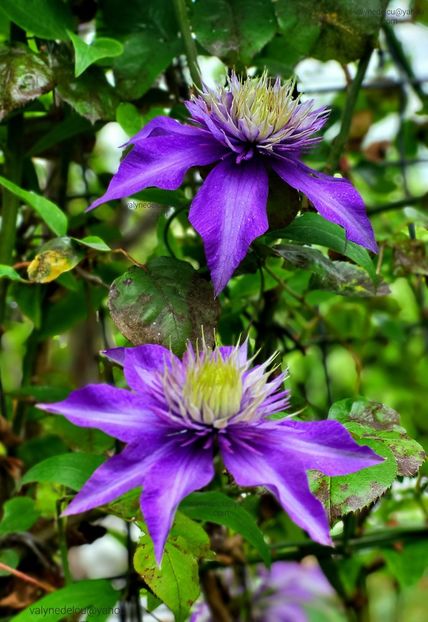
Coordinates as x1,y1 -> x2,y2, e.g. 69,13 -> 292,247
0,0 -> 74,40
192,0 -> 277,63
311,439 -> 397,521
180,491 -> 271,566
108,257 -> 219,355
329,398 -> 426,476
0,497 -> 39,535
270,213 -> 377,280
134,534 -> 200,622
68,31 -> 123,77
27,238 -> 84,283
0,264 -> 24,281
13,580 -> 118,622
0,45 -> 53,120
21,453 -> 105,491
0,176 -> 67,236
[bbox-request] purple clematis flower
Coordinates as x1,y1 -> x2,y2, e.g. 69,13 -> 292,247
38,340 -> 381,564
89,72 -> 377,294
191,560 -> 338,622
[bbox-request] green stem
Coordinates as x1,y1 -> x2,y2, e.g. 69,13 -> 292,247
173,0 -> 202,89
326,45 -> 373,173
367,193 -> 427,215
0,24 -> 25,324
203,527 -> 428,568
0,114 -> 24,323
56,496 -> 72,584
382,23 -> 427,103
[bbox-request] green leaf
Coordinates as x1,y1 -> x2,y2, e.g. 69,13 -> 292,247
192,0 -> 277,64
103,489 -> 141,520
0,45 -> 53,121
68,31 -> 123,77
134,187 -> 189,208
108,258 -> 219,355
271,213 -> 376,281
0,497 -> 39,535
38,285 -> 88,338
171,512 -> 213,559
13,579 -> 118,622
329,399 -> 426,477
180,491 -> 271,566
73,236 -> 111,252
27,113 -> 92,158
393,238 -> 428,276
116,102 -> 142,136
0,549 -> 20,576
99,0 -> 179,40
274,244 -> 389,297
383,540 -> 428,587
113,32 -> 180,100
55,64 -> 119,124
43,415 -> 113,454
134,534 -> 200,622
274,0 -> 384,64
311,439 -> 397,521
27,237 -> 84,283
21,453 -> 105,491
11,282 -> 42,326
0,0 -> 74,40
10,385 -> 70,402
0,264 -> 24,282
0,176 -> 67,236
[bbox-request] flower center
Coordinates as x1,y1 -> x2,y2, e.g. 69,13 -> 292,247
183,357 -> 243,424
228,72 -> 297,140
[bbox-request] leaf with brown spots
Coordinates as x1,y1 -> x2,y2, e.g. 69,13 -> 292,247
108,257 -> 219,355
310,438 -> 397,522
329,398 -> 426,477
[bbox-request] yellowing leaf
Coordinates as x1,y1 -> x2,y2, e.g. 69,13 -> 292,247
27,238 -> 84,283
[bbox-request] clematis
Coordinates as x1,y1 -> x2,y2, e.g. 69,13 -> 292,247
89,72 -> 377,294
38,340 -> 382,564
191,560 -> 338,622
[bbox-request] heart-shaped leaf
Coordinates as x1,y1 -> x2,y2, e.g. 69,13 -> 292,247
68,31 -> 123,77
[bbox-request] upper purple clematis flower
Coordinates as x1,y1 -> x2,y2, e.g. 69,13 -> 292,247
89,71 -> 377,294
191,560 -> 338,622
38,339 -> 382,564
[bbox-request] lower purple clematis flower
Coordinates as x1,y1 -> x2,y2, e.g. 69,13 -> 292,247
191,560 -> 338,622
38,340 -> 382,564
89,71 -> 377,294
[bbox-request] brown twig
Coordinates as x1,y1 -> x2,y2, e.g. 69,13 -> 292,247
0,562 -> 55,593
111,248 -> 147,269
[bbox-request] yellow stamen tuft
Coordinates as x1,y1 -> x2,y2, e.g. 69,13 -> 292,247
184,356 -> 243,424
229,71 -> 298,139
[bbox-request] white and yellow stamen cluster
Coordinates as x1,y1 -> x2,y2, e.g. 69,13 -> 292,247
192,71 -> 327,150
183,354 -> 243,425
159,342 -> 287,430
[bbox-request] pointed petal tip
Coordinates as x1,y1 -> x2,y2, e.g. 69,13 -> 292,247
85,198 -> 104,212
361,444 -> 385,465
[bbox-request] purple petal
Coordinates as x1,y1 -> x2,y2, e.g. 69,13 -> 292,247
37,385 -> 156,442
141,436 -> 215,564
189,157 -> 269,294
88,131 -> 226,210
271,157 -> 378,253
220,428 -> 332,545
218,340 -> 248,365
269,603 -> 307,622
62,444 -> 146,515
126,116 -> 206,145
102,347 -> 126,365
282,420 -> 383,476
123,344 -> 179,393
